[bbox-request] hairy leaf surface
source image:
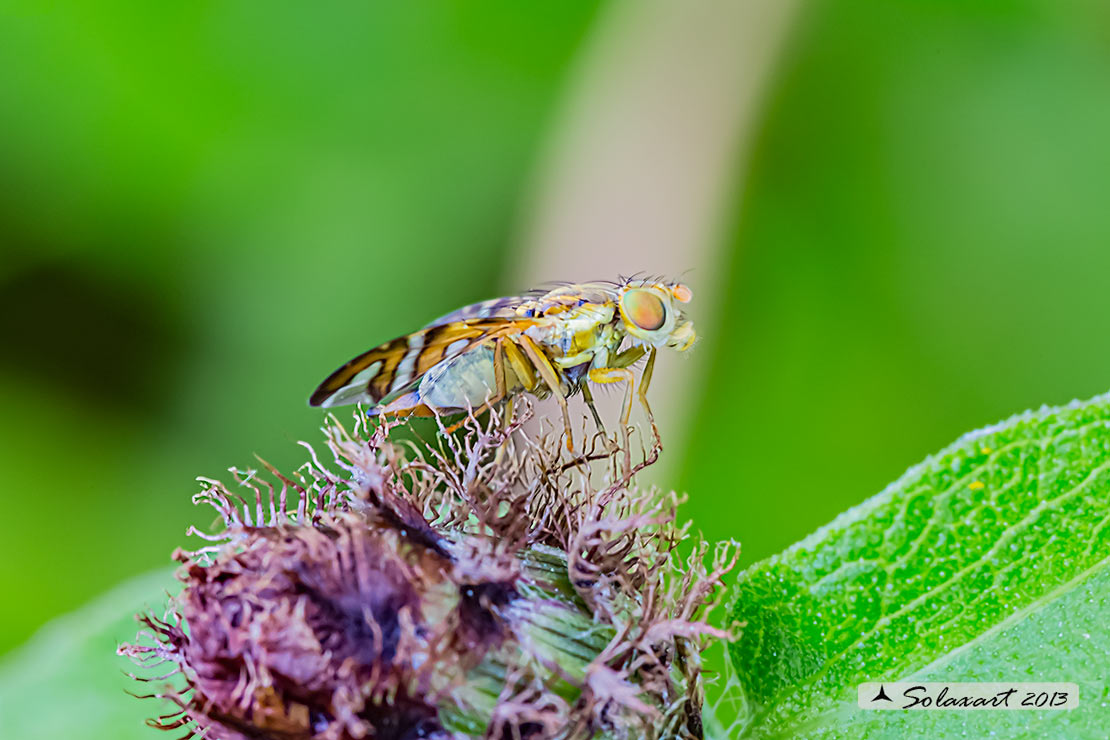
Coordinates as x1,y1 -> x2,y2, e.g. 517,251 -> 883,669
726,392 -> 1110,738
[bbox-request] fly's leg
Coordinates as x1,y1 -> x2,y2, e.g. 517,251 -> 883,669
502,339 -> 536,392
518,334 -> 575,452
636,348 -> 659,445
611,344 -> 646,370
580,383 -> 619,454
501,338 -> 535,438
587,366 -> 635,471
492,340 -> 515,462
609,345 -> 660,446
494,339 -> 511,432
580,382 -> 607,435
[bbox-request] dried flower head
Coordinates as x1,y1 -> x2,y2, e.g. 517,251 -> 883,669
120,406 -> 737,740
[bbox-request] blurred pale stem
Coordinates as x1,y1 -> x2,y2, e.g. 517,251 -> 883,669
512,0 -> 799,478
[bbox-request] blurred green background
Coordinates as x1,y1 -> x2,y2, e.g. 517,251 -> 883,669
2,0 -> 1110,727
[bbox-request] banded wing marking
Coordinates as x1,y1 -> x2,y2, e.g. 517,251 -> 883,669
309,319 -> 527,409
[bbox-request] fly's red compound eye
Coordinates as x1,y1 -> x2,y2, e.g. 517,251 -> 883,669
621,289 -> 667,331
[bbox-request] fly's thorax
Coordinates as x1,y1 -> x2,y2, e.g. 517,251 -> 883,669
525,303 -> 615,358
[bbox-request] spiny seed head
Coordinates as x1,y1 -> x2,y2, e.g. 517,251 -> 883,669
120,406 -> 738,740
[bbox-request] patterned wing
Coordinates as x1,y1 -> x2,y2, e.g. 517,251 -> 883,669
426,283 -> 620,326
524,282 -> 619,315
309,319 -> 527,409
423,295 -> 533,326
310,282 -> 623,410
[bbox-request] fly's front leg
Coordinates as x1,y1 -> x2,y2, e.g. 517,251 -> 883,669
611,344 -> 657,433
587,366 -> 635,470
611,345 -> 646,371
518,334 -> 575,452
636,348 -> 659,443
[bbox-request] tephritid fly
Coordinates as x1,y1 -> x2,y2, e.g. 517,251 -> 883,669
310,277 -> 696,450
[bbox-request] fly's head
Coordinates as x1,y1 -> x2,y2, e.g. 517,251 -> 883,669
616,278 -> 696,352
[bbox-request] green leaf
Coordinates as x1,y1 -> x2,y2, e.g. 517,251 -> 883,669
0,568 -> 177,740
726,391 -> 1110,739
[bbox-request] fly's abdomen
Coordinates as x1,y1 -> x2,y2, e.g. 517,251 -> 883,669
418,345 -> 499,411
417,341 -> 555,412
